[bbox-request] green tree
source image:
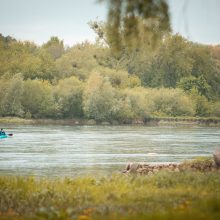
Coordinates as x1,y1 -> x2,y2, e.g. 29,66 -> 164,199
0,39 -> 38,77
178,76 -> 211,99
189,44 -> 220,99
22,80 -> 57,118
189,88 -> 211,117
22,50 -> 58,82
54,76 -> 84,118
149,88 -> 195,117
121,88 -> 154,119
55,42 -> 101,80
142,35 -> 193,88
42,36 -> 64,60
211,102 -> 220,117
83,72 -> 117,121
98,67 -> 129,88
0,74 -> 24,116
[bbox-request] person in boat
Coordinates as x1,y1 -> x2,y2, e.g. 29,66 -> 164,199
0,128 -> 6,136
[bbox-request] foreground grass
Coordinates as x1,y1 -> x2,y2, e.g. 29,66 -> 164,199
0,171 -> 220,220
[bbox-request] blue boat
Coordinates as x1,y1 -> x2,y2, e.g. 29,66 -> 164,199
0,135 -> 8,139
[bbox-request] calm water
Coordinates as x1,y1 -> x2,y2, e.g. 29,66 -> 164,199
0,125 -> 220,177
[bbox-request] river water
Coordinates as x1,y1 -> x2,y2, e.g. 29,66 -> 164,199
0,125 -> 220,177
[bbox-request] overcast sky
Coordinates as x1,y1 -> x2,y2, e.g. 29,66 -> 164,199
0,0 -> 220,46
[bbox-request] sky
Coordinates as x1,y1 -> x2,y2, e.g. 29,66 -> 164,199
0,0 -> 220,46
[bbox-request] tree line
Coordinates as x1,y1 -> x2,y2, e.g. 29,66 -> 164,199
0,31 -> 220,122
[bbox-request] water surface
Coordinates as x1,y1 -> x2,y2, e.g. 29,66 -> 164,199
0,125 -> 219,177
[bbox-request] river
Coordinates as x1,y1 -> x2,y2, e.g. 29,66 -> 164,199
0,125 -> 219,177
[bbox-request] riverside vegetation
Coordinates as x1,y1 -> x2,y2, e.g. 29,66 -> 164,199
1,1 -> 220,219
0,30 -> 220,123
0,158 -> 220,220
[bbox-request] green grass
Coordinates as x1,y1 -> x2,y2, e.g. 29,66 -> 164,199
0,117 -> 34,124
1,116 -> 220,126
0,171 -> 220,220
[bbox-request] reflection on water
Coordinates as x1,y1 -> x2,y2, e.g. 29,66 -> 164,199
0,125 -> 219,177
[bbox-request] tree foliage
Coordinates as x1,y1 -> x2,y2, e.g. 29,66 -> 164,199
104,0 -> 170,51
54,76 -> 84,118
0,31 -> 219,120
22,80 -> 57,118
0,74 -> 24,116
42,36 -> 64,60
83,72 -> 117,121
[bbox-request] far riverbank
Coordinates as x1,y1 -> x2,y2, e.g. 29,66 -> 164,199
0,116 -> 220,126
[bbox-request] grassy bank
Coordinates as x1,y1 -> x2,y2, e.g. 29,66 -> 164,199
147,116 -> 220,126
0,170 -> 220,220
1,116 -> 220,126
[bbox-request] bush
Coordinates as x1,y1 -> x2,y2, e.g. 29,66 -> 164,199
83,72 -> 118,121
120,88 -> 154,120
189,88 -> 211,117
128,75 -> 141,88
54,76 -> 84,118
22,80 -> 58,118
210,102 -> 220,117
0,74 -> 24,117
99,67 -> 129,88
148,88 -> 195,117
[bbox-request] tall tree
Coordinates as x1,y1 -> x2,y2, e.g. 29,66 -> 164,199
42,36 -> 64,60
83,72 -> 117,121
54,76 -> 84,118
142,35 -> 193,88
0,74 -> 24,116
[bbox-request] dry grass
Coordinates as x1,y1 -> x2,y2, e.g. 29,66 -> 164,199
0,169 -> 220,220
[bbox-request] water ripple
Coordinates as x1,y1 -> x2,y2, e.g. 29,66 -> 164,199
0,125 -> 219,176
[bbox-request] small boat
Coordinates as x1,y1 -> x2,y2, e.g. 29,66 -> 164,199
0,135 -> 8,139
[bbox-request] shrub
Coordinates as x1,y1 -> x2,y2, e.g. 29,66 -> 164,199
148,88 -> 195,117
0,74 -> 24,117
83,72 -> 118,121
99,67 -> 129,88
210,102 -> 220,117
22,80 -> 58,118
189,88 -> 211,117
54,76 -> 84,118
121,88 -> 154,119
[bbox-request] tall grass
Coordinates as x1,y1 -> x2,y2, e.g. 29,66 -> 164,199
0,171 -> 220,219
